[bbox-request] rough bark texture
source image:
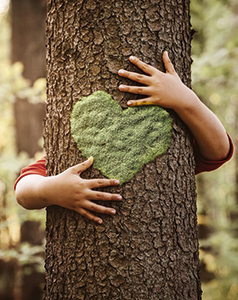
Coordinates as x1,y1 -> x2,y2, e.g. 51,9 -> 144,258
11,0 -> 46,157
44,0 -> 201,299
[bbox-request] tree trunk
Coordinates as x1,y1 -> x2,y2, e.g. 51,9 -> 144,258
13,98 -> 46,157
44,0 -> 201,299
11,0 -> 46,157
11,0 -> 46,82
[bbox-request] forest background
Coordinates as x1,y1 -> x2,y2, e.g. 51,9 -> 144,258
0,0 -> 237,299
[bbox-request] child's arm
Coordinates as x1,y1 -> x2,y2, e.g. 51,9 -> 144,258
118,52 -> 230,161
15,157 -> 122,224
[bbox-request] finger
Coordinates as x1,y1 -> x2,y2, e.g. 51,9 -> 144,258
127,97 -> 154,107
86,178 -> 120,189
118,69 -> 151,85
128,56 -> 158,76
77,207 -> 104,224
87,190 -> 122,202
163,51 -> 176,74
82,201 -> 117,216
119,84 -> 151,96
71,157 -> 94,174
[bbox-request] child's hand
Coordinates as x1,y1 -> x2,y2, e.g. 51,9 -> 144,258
16,157 -> 122,224
118,51 -> 230,162
40,157 -> 122,224
118,51 -> 193,112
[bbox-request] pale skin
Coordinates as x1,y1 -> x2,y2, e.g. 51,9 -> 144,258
15,51 -> 230,224
16,157 -> 122,224
118,51 -> 230,161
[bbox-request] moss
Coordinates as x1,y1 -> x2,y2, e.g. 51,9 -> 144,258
71,91 -> 173,185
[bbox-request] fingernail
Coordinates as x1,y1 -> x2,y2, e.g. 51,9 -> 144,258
127,101 -> 132,106
88,156 -> 94,163
130,56 -> 135,61
98,219 -> 103,224
115,179 -> 120,184
111,209 -> 116,214
119,85 -> 125,90
165,51 -> 169,58
118,69 -> 124,75
117,195 -> 122,200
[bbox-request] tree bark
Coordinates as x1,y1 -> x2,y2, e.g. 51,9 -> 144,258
44,0 -> 201,299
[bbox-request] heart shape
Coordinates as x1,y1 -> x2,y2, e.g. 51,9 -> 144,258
71,91 -> 173,185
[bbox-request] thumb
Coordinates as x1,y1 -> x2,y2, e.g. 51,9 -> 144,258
163,51 -> 176,74
71,157 -> 94,174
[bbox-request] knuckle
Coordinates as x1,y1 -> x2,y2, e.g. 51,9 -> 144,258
141,62 -> 149,71
97,179 -> 104,185
98,206 -> 106,213
136,74 -> 143,81
89,204 -> 96,211
80,210 -> 88,218
76,183 -> 85,192
81,162 -> 87,168
96,192 -> 103,199
137,87 -> 143,93
154,80 -> 162,88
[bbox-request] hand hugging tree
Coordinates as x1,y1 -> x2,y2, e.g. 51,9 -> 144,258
44,0 -> 201,299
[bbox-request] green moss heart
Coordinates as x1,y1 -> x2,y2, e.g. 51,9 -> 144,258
71,91 -> 172,185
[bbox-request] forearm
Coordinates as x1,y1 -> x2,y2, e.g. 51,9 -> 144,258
118,53 -> 231,162
15,159 -> 122,224
175,89 -> 230,161
15,175 -> 51,210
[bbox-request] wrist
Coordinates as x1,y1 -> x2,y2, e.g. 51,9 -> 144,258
173,87 -> 201,118
37,176 -> 56,207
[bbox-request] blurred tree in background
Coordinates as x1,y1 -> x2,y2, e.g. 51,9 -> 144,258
191,0 -> 238,299
0,0 -> 237,299
11,0 -> 46,158
0,0 -> 46,299
10,0 -> 46,299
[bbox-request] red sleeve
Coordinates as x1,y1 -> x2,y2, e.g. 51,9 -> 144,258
14,154 -> 46,190
14,134 -> 234,189
194,134 -> 234,175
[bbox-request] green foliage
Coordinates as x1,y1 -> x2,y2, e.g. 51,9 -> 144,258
191,0 -> 238,298
0,0 -> 237,296
71,91 -> 173,184
0,61 -> 46,106
0,6 -> 46,275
